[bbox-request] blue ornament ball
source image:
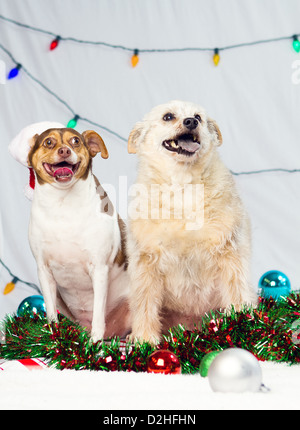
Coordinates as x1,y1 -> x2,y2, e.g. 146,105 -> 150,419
17,295 -> 46,317
258,270 -> 291,300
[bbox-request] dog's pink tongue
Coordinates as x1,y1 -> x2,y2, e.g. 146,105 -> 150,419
54,167 -> 73,177
178,140 -> 200,153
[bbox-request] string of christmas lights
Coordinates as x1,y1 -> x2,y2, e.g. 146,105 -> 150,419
0,38 -> 299,175
0,13 -> 300,66
1,41 -> 299,176
0,258 -> 41,295
0,42 -> 127,142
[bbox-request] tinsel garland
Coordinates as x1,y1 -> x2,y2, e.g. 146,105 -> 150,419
0,293 -> 300,373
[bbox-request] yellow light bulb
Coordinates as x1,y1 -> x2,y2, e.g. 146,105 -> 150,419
3,277 -> 17,295
213,48 -> 220,66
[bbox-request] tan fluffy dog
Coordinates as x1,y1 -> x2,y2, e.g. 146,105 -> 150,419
127,100 -> 257,344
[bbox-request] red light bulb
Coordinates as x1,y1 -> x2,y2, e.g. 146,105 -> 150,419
50,36 -> 61,51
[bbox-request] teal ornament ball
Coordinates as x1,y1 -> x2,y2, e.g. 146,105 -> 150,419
17,295 -> 46,317
259,270 -> 291,300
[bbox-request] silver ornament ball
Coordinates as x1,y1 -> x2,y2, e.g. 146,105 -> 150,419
208,348 -> 262,393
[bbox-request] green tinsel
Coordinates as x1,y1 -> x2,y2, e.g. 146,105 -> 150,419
0,293 -> 300,373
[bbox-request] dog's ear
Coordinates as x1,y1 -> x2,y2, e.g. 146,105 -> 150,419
82,130 -> 109,159
27,134 -> 39,167
207,118 -> 223,146
128,122 -> 144,154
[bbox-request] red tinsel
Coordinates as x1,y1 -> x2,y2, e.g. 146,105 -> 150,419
0,294 -> 300,373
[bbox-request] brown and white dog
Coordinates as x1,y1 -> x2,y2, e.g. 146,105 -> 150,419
27,127 -> 130,341
127,100 -> 257,344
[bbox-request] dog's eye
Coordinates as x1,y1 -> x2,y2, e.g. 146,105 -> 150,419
194,114 -> 202,122
163,113 -> 175,121
70,136 -> 80,147
43,138 -> 55,149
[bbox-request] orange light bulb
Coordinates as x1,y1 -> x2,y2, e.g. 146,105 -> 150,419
131,49 -> 139,67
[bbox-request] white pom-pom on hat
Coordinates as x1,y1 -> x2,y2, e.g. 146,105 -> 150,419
8,122 -> 65,200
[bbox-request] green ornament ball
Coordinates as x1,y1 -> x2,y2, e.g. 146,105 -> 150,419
199,351 -> 221,377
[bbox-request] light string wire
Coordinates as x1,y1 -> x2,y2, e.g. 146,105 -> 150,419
0,32 -> 299,175
0,42 -> 127,143
0,258 -> 41,294
231,168 -> 300,176
0,13 -> 299,53
0,15 -> 299,296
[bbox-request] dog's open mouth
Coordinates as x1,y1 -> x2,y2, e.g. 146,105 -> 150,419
162,133 -> 200,156
43,161 -> 81,182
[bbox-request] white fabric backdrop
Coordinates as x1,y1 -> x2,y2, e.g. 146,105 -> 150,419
0,0 -> 300,319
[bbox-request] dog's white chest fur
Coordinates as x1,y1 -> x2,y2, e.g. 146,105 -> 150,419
29,173 -> 120,325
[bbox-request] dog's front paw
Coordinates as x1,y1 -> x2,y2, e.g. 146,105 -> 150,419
127,331 -> 160,346
91,328 -> 105,344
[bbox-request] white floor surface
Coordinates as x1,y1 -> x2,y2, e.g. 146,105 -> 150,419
0,361 -> 299,410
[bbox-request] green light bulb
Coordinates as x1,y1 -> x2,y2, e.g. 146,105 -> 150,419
292,36 -> 300,53
67,115 -> 79,128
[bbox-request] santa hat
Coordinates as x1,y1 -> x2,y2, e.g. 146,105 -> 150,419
8,122 -> 65,200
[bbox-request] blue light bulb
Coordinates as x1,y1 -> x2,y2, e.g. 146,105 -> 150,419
8,63 -> 22,80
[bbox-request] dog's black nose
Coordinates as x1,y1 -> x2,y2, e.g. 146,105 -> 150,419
183,117 -> 199,130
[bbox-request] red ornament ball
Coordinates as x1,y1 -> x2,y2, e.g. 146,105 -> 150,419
147,349 -> 181,375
